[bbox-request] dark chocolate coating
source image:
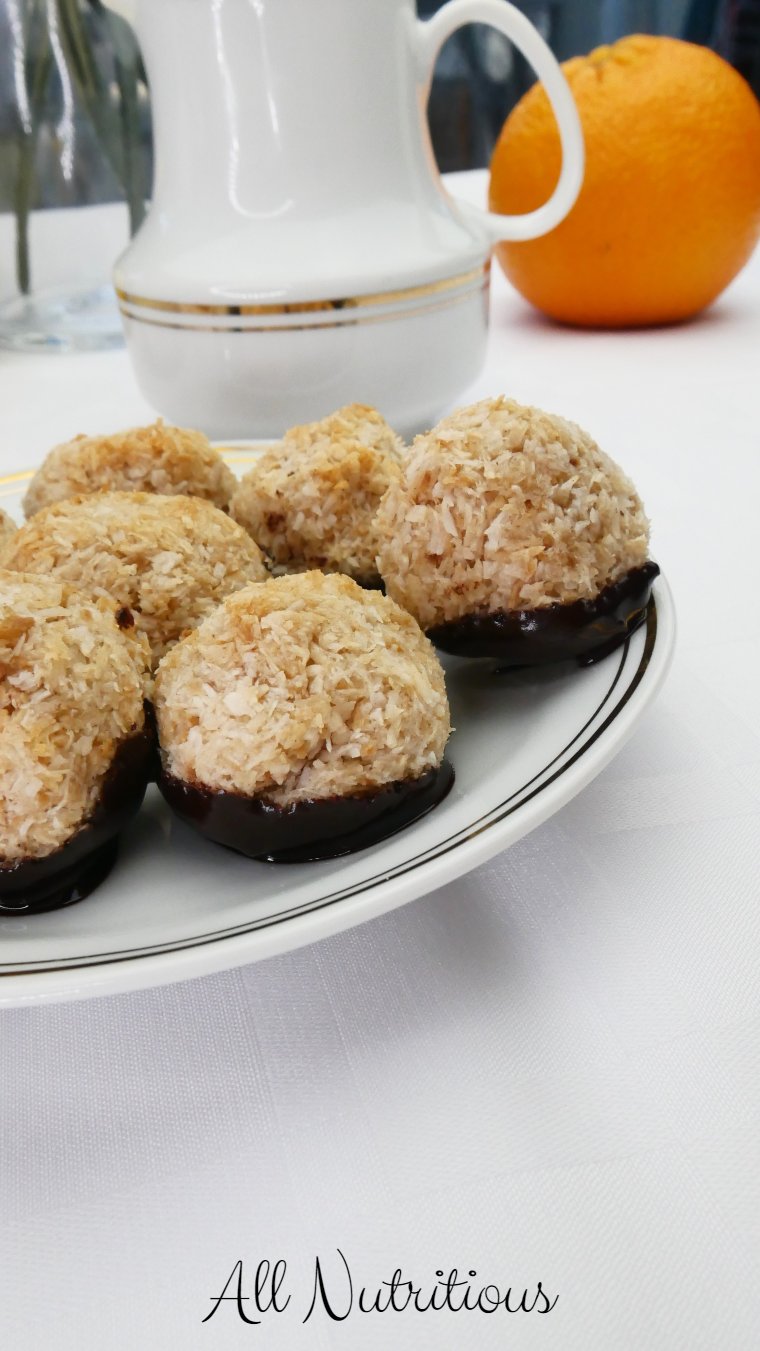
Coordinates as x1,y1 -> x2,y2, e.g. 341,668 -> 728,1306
141,699 -> 162,782
158,760 -> 455,863
0,728 -> 153,915
355,574 -> 385,593
426,563 -> 660,667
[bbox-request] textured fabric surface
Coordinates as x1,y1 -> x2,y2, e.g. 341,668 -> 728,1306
1,177 -> 759,1349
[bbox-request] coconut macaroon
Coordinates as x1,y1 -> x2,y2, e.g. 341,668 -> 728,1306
376,398 -> 658,665
3,492 -> 269,668
23,419 -> 237,517
0,572 -> 152,910
0,507 -> 16,557
155,572 -> 453,861
230,404 -> 403,584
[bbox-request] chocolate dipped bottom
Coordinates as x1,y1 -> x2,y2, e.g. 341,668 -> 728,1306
159,760 -> 455,863
0,729 -> 153,915
355,574 -> 385,593
427,563 -> 660,667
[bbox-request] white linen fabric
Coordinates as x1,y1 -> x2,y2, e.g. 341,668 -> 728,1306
1,175 -> 758,1350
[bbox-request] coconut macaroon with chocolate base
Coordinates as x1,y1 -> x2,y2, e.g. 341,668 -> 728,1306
376,398 -> 659,667
230,404 -> 403,586
23,419 -> 237,517
0,572 -> 152,914
155,572 -> 453,862
3,492 -> 269,668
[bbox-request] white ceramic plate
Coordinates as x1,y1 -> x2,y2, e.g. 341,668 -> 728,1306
0,460 -> 675,1005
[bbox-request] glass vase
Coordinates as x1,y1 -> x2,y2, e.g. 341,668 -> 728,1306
0,0 -> 151,352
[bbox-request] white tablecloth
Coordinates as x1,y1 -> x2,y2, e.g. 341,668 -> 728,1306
1,176 -> 759,1350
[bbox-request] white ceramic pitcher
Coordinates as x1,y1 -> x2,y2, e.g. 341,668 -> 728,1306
104,0 -> 583,437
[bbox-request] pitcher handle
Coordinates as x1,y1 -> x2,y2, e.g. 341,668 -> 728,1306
416,0 -> 584,242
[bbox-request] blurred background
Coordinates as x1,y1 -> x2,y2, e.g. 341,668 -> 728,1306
0,0 -> 758,294
425,0 -> 760,167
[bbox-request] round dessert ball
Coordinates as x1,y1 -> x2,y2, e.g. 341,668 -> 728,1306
376,397 -> 650,630
0,508 -> 16,556
0,572 -> 150,864
155,571 -> 450,806
230,403 -> 403,583
3,492 -> 269,667
23,419 -> 237,517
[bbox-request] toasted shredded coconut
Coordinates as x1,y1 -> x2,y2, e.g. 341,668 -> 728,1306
230,404 -> 403,580
376,398 -> 650,629
0,509 -> 16,557
0,571 -> 151,862
23,419 -> 237,517
4,492 -> 269,667
155,571 -> 450,805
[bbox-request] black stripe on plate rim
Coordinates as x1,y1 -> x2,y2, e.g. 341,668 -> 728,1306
0,601 -> 656,975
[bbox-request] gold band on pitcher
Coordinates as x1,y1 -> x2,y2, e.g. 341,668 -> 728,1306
115,262 -> 490,319
119,288 -> 489,335
0,469 -> 33,500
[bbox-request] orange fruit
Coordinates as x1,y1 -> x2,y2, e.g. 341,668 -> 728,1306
489,35 -> 760,327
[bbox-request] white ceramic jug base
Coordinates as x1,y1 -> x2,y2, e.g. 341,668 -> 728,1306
119,269 -> 490,439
